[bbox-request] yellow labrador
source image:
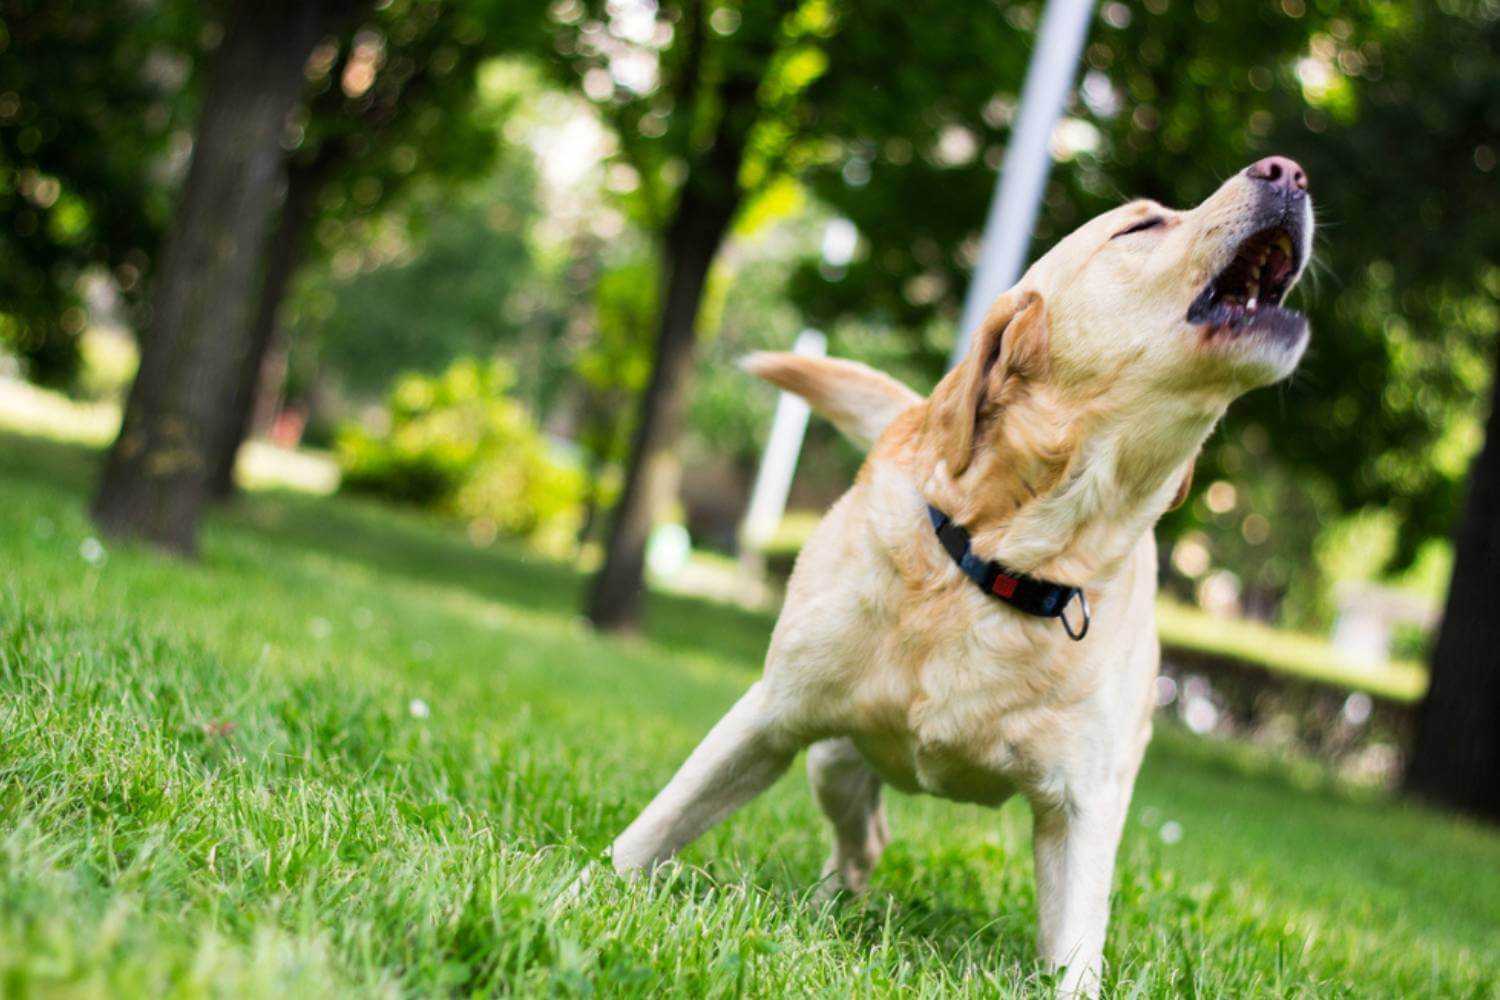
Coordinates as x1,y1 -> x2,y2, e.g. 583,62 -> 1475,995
610,157 -> 1313,995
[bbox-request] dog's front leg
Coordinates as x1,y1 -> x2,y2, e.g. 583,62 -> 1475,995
1031,791 -> 1129,997
611,682 -> 800,875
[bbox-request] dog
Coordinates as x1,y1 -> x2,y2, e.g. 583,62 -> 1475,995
608,156 -> 1313,995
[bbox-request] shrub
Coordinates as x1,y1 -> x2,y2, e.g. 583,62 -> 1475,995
337,359 -> 585,552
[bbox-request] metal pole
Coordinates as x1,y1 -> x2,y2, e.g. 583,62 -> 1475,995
950,0 -> 1096,366
739,329 -> 827,556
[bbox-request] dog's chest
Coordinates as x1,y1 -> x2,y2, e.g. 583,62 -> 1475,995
785,496 -> 1106,809
852,624 -> 1083,807
852,710 -> 1049,807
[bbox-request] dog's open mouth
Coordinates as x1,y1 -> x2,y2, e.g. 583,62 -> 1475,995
1186,226 -> 1304,339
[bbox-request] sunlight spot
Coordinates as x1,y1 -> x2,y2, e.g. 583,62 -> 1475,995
820,218 -> 858,267
1101,2 -> 1131,28
1183,695 -> 1218,735
1049,117 -> 1100,161
1080,71 -> 1120,118
935,124 -> 978,166
79,536 -> 105,565
646,523 -> 690,580
1341,692 -> 1373,727
1171,533 -> 1211,578
1206,480 -> 1238,514
582,67 -> 613,101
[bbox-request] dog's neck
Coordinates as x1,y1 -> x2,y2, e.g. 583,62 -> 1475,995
920,394 -> 1222,588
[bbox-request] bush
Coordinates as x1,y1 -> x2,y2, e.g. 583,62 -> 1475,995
336,359 -> 585,552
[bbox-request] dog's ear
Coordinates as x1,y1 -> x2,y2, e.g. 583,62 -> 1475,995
1167,458 -> 1195,511
927,290 -> 1049,477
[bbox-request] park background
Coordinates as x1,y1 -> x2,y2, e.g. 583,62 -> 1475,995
1,0 -> 1497,994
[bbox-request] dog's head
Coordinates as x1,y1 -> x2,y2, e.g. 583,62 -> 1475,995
930,156 -> 1314,487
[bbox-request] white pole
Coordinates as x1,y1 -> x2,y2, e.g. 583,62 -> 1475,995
950,0 -> 1096,366
740,329 -> 826,555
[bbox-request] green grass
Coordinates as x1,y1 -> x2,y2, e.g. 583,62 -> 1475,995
1,432 -> 1497,997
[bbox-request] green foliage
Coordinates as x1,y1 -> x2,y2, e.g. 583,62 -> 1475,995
0,433 -> 1497,995
1165,443 -> 1343,629
0,0 -> 199,385
533,0 -> 860,430
292,0 -> 519,200
1389,621 -> 1432,664
0,0 -> 550,389
688,255 -> 793,465
336,358 -> 584,550
541,0 -> 830,233
283,0 -> 553,308
572,256 -> 659,469
296,156 -> 566,405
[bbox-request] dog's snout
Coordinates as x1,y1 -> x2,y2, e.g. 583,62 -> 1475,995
1244,155 -> 1308,194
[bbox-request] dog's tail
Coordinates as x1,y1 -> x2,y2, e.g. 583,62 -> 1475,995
740,352 -> 922,451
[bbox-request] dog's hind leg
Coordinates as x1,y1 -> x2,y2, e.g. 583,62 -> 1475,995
611,682 -> 800,875
807,737 -> 888,897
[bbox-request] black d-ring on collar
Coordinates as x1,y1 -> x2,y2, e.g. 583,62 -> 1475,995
926,504 -> 1091,641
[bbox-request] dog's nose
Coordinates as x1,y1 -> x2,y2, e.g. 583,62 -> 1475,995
1245,155 -> 1308,194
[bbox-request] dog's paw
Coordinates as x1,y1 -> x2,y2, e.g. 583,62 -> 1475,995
814,855 -> 872,902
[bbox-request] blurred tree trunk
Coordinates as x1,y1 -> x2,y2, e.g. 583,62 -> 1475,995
584,45 -> 769,630
1405,369 -> 1500,822
93,0 -> 359,552
206,157 -> 326,500
585,190 -> 738,630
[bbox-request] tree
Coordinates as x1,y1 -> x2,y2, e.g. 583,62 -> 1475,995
1407,371 -> 1500,821
1395,4 -> 1500,821
570,253 -> 658,543
204,0 -> 537,499
92,0 -> 364,553
0,0 -> 198,386
582,63 -> 763,629
204,146 -> 330,499
540,0 -> 818,630
560,0 -> 1046,629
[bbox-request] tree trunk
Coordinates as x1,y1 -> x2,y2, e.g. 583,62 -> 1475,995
92,1 -> 354,553
1405,368 -> 1500,821
206,158 -> 325,500
585,197 -> 736,630
583,1 -> 788,631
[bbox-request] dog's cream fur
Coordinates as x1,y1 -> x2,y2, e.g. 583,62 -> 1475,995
609,164 -> 1313,994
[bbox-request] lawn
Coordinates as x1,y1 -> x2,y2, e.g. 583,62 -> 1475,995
1,433 -> 1496,997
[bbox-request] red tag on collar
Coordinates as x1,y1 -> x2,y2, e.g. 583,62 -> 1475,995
991,573 -> 1019,599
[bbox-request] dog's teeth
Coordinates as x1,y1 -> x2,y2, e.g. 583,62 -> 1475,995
1247,296 -> 1258,310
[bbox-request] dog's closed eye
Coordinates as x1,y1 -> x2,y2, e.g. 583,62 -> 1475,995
1112,216 -> 1165,238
